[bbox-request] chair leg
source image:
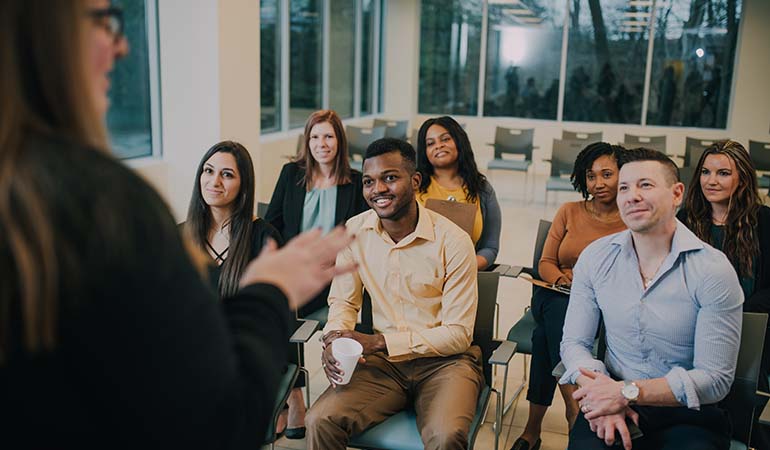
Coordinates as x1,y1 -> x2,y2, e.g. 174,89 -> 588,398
503,353 -> 529,416
300,367 -> 311,409
494,388 -> 502,450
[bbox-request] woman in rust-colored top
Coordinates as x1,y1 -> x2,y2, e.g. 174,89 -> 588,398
511,143 -> 627,450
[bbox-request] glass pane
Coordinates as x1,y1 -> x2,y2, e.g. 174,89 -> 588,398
261,0 -> 281,133
290,0 -> 323,128
484,0 -> 565,119
563,0 -> 650,124
360,0 -> 375,115
108,0 -> 153,159
329,0 -> 356,119
646,0 -> 741,129
418,0 -> 482,115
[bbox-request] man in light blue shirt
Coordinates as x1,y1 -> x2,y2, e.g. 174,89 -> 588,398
560,148 -> 743,450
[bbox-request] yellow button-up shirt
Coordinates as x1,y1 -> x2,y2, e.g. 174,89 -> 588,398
324,202 -> 478,361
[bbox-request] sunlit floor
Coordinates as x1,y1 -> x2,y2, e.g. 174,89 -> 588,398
267,172 -> 590,450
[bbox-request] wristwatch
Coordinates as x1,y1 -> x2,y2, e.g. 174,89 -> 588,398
621,380 -> 640,405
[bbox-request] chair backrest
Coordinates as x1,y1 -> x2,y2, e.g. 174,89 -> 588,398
723,312 -> 768,445
623,134 -> 666,152
678,166 -> 697,195
475,271 -> 500,385
531,220 -> 552,280
684,137 -> 720,167
257,202 -> 269,218
749,140 -> 770,172
550,139 -> 584,177
492,127 -> 534,160
409,128 -> 419,145
347,125 -> 387,157
562,130 -> 602,143
373,119 -> 409,141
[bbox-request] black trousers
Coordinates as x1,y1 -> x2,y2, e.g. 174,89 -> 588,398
527,287 -> 570,406
568,405 -> 731,450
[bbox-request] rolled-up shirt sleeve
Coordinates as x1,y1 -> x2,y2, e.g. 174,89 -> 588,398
323,244 -> 363,334
664,265 -> 743,409
559,252 -> 609,385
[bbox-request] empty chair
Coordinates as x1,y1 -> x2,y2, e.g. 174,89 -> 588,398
545,139 -> 584,204
486,127 -> 535,195
749,140 -> 770,190
682,137 -> 722,167
347,125 -> 386,171
562,130 -> 602,143
373,119 -> 409,141
623,133 -> 666,152
678,166 -> 697,195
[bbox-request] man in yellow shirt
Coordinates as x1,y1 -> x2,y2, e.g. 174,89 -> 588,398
305,138 -> 482,450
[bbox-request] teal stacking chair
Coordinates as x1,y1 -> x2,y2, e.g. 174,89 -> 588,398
749,140 -> 770,190
544,139 -> 583,204
496,219 -> 552,416
347,125 -> 386,172
562,130 -> 602,143
347,271 -> 516,450
263,319 -> 319,449
486,127 -> 536,198
623,134 -> 666,153
373,119 -> 409,141
725,312 -> 768,450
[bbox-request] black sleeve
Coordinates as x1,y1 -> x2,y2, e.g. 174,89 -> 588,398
265,164 -> 292,234
59,149 -> 293,449
351,171 -> 370,216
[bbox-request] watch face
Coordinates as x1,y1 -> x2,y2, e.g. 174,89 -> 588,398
622,383 -> 639,399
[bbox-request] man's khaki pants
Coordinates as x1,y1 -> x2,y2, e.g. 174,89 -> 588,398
306,345 -> 484,450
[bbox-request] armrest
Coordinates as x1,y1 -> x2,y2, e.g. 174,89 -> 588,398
501,265 -> 531,278
290,319 -> 320,344
551,361 -> 566,378
490,340 -> 517,365
492,264 -> 511,275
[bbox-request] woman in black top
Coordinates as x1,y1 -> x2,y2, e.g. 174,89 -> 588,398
677,140 -> 770,450
0,1 -> 353,448
183,141 -> 283,297
265,109 -> 369,437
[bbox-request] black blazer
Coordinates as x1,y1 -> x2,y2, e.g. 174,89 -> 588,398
265,161 -> 369,242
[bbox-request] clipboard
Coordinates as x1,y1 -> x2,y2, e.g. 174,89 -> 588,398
494,264 -> 571,295
424,198 -> 476,238
520,276 -> 571,295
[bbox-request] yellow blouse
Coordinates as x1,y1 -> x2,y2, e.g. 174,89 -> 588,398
416,176 -> 483,244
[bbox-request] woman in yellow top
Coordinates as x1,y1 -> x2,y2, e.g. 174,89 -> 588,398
415,116 -> 501,269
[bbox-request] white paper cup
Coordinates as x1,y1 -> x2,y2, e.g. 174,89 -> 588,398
331,337 -> 363,385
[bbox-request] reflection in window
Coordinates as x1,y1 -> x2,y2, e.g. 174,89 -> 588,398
646,0 -> 741,129
329,0 -> 356,119
289,0 -> 323,128
563,0 -> 649,124
419,0 -> 482,115
261,0 -> 281,132
108,0 -> 155,159
484,1 -> 564,120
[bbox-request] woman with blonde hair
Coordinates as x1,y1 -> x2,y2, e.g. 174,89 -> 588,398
678,140 -> 770,449
0,1 -> 353,448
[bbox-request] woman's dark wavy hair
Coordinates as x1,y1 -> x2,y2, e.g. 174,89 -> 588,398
684,140 -> 761,277
570,142 -> 625,200
416,116 -> 487,202
185,141 -> 256,298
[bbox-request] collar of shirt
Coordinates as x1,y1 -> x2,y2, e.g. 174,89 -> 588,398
360,201 -> 436,247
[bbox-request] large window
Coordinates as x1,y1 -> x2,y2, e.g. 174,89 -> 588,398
418,0 -> 743,130
419,0 -> 483,116
261,0 -> 384,134
109,0 -> 160,159
484,0 -> 565,120
646,0 -> 741,128
563,0 -> 650,124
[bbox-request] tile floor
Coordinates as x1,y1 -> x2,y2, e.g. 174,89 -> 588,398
267,173 -> 585,450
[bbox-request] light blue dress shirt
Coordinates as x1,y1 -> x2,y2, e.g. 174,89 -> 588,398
301,185 -> 338,234
559,220 -> 743,409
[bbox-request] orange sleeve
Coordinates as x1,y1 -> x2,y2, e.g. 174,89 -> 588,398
538,203 -> 571,284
